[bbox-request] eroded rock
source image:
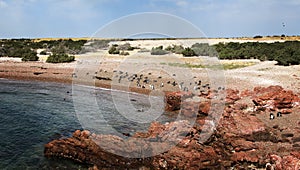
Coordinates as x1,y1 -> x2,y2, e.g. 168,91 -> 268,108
44,85 -> 300,169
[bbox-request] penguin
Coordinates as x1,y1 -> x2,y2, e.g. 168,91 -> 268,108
270,113 -> 275,120
149,84 -> 155,90
265,163 -> 274,170
277,112 -> 282,117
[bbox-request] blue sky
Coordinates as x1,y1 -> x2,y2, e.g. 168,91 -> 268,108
0,0 -> 299,38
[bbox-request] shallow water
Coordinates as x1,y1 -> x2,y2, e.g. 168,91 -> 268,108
0,79 -> 175,169
0,79 -> 88,169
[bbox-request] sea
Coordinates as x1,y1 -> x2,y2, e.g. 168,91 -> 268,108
0,79 -> 175,169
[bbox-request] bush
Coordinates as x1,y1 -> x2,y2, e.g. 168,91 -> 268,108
46,53 -> 75,63
120,51 -> 130,56
108,45 -> 120,54
213,41 -> 300,66
39,50 -> 47,55
0,47 -> 6,57
182,47 -> 196,57
21,50 -> 39,61
165,44 -> 184,54
191,43 -> 217,56
151,46 -> 169,55
253,35 -> 263,38
118,43 -> 136,51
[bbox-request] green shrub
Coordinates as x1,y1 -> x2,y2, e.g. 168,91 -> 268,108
191,43 -> 217,56
214,41 -> 300,66
253,35 -> 263,38
182,47 -> 196,57
46,53 -> 75,63
118,43 -> 136,51
151,46 -> 169,55
39,50 -> 47,55
21,50 -> 39,61
165,44 -> 184,54
108,45 -> 120,54
120,51 -> 130,56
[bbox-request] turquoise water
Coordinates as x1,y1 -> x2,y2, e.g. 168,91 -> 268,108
0,79 -> 175,169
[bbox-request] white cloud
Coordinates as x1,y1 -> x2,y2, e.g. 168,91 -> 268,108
175,0 -> 188,7
0,0 -> 7,8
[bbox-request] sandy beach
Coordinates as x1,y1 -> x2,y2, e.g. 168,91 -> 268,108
1,46 -> 299,96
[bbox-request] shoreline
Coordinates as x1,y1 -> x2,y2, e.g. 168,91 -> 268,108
1,57 -> 299,96
0,61 -> 154,95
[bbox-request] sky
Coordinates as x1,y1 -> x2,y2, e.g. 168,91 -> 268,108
0,0 -> 299,38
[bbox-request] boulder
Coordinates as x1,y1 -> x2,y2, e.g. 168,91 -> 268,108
164,91 -> 193,111
45,130 -> 154,169
252,85 -> 300,111
226,89 -> 241,104
270,153 -> 300,170
231,150 -> 260,163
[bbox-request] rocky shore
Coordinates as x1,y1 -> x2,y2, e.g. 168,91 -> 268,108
44,85 -> 300,169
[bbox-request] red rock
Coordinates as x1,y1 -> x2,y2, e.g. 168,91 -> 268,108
164,91 -> 193,111
252,85 -> 300,111
203,146 -> 217,158
147,121 -> 165,138
232,113 -> 266,136
73,130 -> 81,138
230,139 -> 257,151
198,101 -> 211,115
226,89 -> 240,104
270,154 -> 300,170
270,154 -> 283,170
241,89 -> 253,97
81,130 -> 91,139
281,109 -> 292,114
44,86 -> 300,169
231,150 -> 259,162
291,151 -> 300,159
234,103 -> 248,110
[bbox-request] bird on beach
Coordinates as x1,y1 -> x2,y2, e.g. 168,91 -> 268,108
265,163 -> 274,170
179,82 -> 184,90
197,80 -> 201,85
71,73 -> 77,78
277,112 -> 282,117
270,113 -> 275,120
149,84 -> 155,90
172,81 -> 177,86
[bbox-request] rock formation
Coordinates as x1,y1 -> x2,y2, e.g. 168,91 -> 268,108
44,85 -> 300,169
